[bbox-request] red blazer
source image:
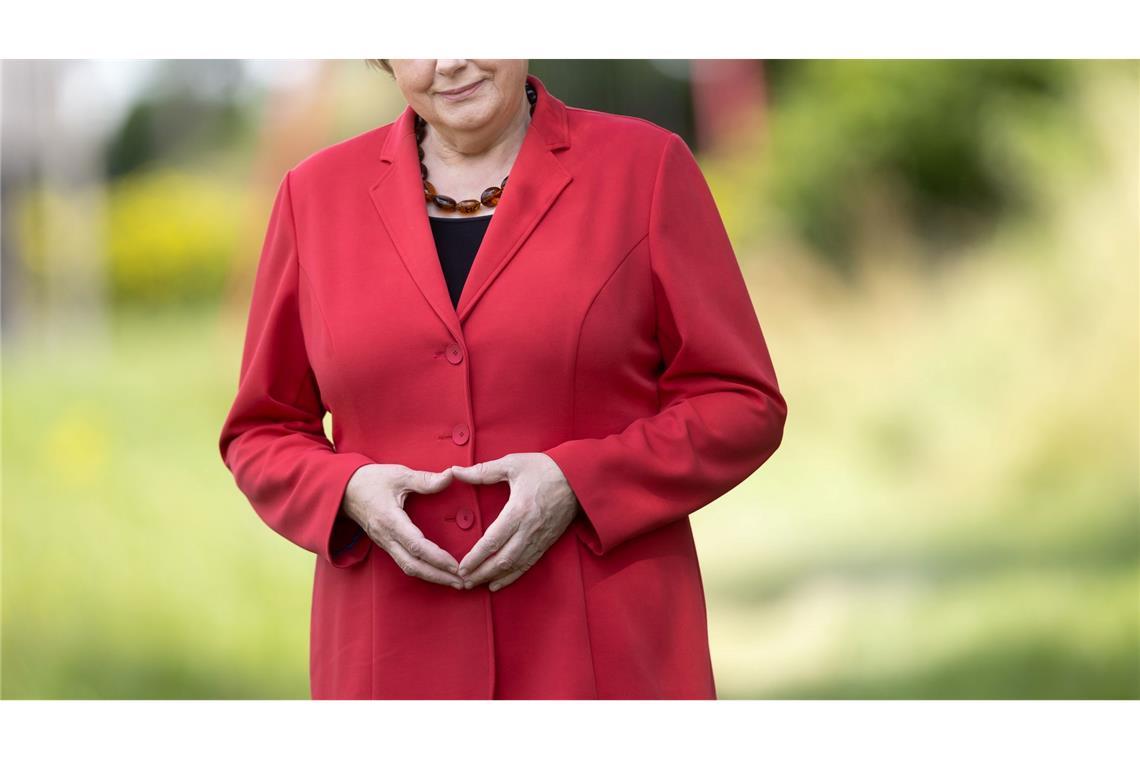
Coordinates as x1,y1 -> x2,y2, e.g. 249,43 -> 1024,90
218,73 -> 787,699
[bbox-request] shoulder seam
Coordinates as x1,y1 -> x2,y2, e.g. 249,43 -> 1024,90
290,122 -> 393,174
564,104 -> 677,138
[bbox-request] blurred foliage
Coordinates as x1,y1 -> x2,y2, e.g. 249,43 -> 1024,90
16,168 -> 247,308
530,59 -> 696,144
105,60 -> 252,179
711,60 -> 1093,272
23,60 -> 1108,312
694,63 -> 1138,698
103,168 -> 245,307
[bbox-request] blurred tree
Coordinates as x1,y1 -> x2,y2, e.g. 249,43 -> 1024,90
529,59 -> 695,145
758,60 -> 1082,270
104,60 -> 251,179
105,100 -> 160,178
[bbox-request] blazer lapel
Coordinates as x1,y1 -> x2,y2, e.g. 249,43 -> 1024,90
368,73 -> 572,337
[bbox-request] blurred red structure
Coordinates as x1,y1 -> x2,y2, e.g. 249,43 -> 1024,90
689,59 -> 767,155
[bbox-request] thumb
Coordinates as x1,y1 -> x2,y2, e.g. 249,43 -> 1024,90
449,459 -> 510,485
403,467 -> 455,494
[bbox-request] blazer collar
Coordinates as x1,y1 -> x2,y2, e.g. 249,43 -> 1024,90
369,73 -> 572,338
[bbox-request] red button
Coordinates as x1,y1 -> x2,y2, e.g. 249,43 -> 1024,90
451,423 -> 469,445
456,507 -> 475,530
445,342 -> 463,365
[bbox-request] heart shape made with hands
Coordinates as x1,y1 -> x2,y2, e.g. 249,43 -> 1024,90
433,452 -> 580,592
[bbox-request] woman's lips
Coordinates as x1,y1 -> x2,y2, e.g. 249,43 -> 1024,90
438,79 -> 484,101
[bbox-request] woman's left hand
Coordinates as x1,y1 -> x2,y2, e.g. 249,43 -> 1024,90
450,453 -> 580,591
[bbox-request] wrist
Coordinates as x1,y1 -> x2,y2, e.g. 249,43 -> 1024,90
341,466 -> 370,526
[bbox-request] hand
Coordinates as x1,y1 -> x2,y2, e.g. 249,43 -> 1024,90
450,453 -> 580,591
342,464 -> 465,589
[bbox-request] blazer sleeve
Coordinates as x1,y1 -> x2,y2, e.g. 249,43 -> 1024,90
218,170 -> 376,569
542,132 -> 788,557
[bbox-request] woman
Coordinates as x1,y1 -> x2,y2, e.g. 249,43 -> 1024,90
218,59 -> 787,699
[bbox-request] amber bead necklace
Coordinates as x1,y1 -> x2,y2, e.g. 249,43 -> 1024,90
415,80 -> 537,215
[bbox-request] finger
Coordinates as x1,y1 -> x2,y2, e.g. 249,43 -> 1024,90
384,539 -> 464,589
457,504 -> 522,577
449,457 -> 512,485
388,510 -> 461,574
489,565 -> 528,592
486,541 -> 544,592
462,528 -> 532,587
401,467 -> 455,495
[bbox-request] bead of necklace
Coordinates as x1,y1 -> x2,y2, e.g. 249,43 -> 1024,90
415,80 -> 537,215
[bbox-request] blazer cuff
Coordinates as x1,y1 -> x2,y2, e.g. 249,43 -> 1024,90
324,454 -> 376,568
543,440 -> 613,556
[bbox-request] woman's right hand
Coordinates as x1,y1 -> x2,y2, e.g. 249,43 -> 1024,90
341,464 -> 465,589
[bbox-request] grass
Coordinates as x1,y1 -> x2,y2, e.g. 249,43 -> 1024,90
2,307 -> 318,698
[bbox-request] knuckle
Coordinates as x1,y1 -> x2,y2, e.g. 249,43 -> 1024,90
405,539 -> 423,558
496,557 -> 513,573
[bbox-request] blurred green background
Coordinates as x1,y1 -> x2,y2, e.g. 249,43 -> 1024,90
2,59 -> 1137,699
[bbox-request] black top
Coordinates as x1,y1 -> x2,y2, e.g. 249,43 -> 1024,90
428,213 -> 494,308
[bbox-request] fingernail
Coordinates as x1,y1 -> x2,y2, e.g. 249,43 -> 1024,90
464,580 -> 473,589
489,583 -> 500,592
451,582 -> 462,590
